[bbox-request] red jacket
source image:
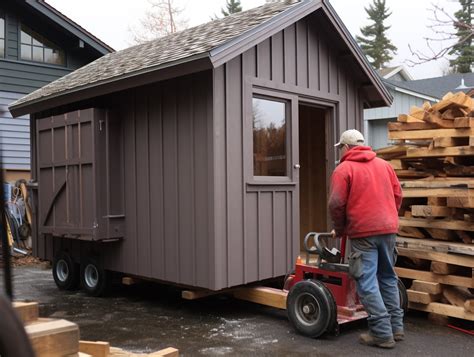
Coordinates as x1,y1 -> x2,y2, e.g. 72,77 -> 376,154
328,146 -> 402,239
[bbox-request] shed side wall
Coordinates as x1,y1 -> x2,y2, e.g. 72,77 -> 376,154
212,13 -> 365,290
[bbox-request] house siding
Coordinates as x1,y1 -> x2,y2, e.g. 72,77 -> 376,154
212,13 -> 365,290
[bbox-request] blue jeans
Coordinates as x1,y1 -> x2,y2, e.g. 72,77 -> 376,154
350,234 -> 404,340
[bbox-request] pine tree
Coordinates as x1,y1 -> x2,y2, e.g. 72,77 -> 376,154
355,0 -> 397,70
449,0 -> 474,73
221,0 -> 242,17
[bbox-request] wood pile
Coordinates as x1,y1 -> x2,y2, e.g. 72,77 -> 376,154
377,91 -> 474,321
13,301 -> 179,357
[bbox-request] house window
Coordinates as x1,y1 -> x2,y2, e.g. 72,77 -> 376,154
20,24 -> 65,65
253,96 -> 288,177
0,15 -> 5,57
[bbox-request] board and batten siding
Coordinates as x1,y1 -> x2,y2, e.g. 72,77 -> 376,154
108,72 -> 213,288
212,13 -> 365,290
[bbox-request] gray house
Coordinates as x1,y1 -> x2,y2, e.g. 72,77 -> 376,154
10,0 -> 391,293
365,69 -> 474,150
1,0 -> 112,181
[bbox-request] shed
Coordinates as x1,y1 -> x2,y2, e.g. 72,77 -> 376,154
10,0 -> 391,291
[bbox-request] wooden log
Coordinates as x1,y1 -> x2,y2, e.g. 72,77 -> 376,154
13,301 -> 39,324
25,319 -> 79,357
411,205 -> 454,218
395,267 -> 474,288
411,280 -> 442,294
388,128 -> 474,140
79,341 -> 110,357
396,236 -> 474,256
233,287 -> 287,309
399,217 -> 474,233
407,290 -> 441,304
397,247 -> 474,268
442,286 -> 474,310
431,261 -> 461,275
409,302 -> 474,321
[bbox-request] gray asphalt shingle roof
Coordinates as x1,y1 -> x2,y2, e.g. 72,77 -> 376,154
385,72 -> 474,99
12,0 -> 301,109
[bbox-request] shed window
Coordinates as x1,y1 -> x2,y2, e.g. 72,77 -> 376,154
0,15 -> 5,57
253,97 -> 288,176
20,24 -> 65,65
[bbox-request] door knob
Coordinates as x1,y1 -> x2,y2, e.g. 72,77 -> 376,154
294,164 -> 301,169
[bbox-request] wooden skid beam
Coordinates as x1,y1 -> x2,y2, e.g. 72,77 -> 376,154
13,301 -> 39,324
409,302 -> 474,321
233,287 -> 287,309
388,128 -> 474,140
182,289 -> 220,300
395,267 -> 474,288
411,280 -> 442,294
411,205 -> 454,217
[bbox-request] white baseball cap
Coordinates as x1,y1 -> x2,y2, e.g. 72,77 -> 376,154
335,129 -> 365,147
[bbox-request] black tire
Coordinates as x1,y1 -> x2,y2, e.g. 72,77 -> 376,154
0,296 -> 35,357
287,279 -> 337,338
398,278 -> 408,313
52,251 -> 80,290
80,257 -> 109,297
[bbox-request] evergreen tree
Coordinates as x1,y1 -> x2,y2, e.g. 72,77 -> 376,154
449,0 -> 474,73
355,0 -> 397,70
221,0 -> 242,17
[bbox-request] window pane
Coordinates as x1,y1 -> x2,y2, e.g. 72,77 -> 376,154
33,46 -> 43,61
21,30 -> 32,44
0,17 -> 4,38
21,44 -> 32,60
253,97 -> 287,176
0,40 -> 4,58
45,48 -> 65,65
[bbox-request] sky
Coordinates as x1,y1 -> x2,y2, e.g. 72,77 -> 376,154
46,0 -> 462,79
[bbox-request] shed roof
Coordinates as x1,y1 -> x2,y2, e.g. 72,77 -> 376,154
10,0 -> 392,116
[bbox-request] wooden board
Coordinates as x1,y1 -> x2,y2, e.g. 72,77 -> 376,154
388,121 -> 438,131
411,205 -> 454,217
409,302 -> 474,321
396,236 -> 474,256
397,247 -> 474,267
25,319 -> 79,357
401,179 -> 474,188
233,287 -> 288,309
13,301 -> 39,324
108,347 -> 179,357
407,146 -> 474,158
411,280 -> 442,294
388,128 -> 474,140
79,341 -> 110,357
399,217 -> 474,233
402,188 -> 471,198
395,267 -> 474,288
407,290 -> 441,304
454,117 -> 474,128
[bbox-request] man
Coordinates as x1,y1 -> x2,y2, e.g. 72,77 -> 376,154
328,129 -> 403,349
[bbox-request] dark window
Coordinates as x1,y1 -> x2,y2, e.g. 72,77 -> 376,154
0,15 -> 5,57
20,24 -> 65,65
253,97 -> 288,177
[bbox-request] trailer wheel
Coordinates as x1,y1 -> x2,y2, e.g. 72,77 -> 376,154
80,258 -> 108,297
398,278 -> 408,313
287,279 -> 337,338
52,251 -> 79,290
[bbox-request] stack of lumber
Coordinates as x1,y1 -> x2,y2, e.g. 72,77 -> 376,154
13,301 -> 178,357
377,91 -> 474,321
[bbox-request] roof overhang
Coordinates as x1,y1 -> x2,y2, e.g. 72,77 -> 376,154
382,66 -> 413,81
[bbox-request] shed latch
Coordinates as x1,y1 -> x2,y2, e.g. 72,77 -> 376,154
99,120 -> 105,131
